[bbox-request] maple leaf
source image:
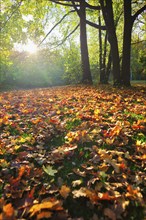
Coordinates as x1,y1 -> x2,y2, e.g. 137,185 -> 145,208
42,165 -> 58,176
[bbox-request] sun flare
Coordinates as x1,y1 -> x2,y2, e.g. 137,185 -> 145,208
22,40 -> 38,53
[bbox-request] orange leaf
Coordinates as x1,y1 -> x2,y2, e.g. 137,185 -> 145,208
98,192 -> 111,200
119,162 -> 126,170
127,185 -> 138,195
109,125 -> 121,137
29,199 -> 62,217
37,211 -> 52,220
3,203 -> 14,217
59,185 -> 71,198
85,189 -> 98,203
29,202 -> 54,216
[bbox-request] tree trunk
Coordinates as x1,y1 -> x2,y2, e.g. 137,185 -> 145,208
98,14 -> 103,83
80,0 -> 92,84
106,49 -> 112,81
103,32 -> 109,83
121,0 -> 132,86
100,0 -> 121,86
99,13 -> 108,84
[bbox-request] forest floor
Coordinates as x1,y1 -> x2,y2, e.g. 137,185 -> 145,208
0,84 -> 146,220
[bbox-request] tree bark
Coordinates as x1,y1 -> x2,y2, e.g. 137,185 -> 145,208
100,0 -> 121,86
80,0 -> 92,84
121,0 -> 132,86
98,14 -> 103,83
106,49 -> 112,81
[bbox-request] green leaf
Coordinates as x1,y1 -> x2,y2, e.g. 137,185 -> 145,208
42,165 -> 58,176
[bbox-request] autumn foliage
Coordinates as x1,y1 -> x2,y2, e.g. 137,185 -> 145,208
0,85 -> 146,219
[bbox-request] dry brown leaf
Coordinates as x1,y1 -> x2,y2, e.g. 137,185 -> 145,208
72,179 -> 82,187
73,168 -> 86,177
72,187 -> 87,198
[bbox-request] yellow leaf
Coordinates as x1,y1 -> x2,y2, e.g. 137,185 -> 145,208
19,137 -> 26,143
14,145 -> 21,150
94,109 -> 100,115
29,202 -> 53,217
29,200 -> 61,217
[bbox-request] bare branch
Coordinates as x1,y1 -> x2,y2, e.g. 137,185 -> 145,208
71,0 -> 80,16
50,23 -> 79,49
58,23 -> 79,45
85,2 -> 101,10
132,5 -> 146,23
49,0 -> 79,7
38,10 -> 75,47
86,20 -> 106,30
131,40 -> 146,45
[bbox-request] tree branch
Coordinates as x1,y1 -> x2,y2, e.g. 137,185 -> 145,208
58,23 -> 79,45
71,0 -> 80,16
132,5 -> 146,23
71,0 -> 105,30
38,10 -> 75,47
49,0 -> 79,7
86,20 -> 106,30
131,39 -> 146,45
50,23 -> 79,49
85,2 -> 101,10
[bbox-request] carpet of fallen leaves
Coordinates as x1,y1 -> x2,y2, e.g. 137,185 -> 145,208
0,85 -> 146,220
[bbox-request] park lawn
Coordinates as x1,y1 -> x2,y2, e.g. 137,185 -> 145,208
0,84 -> 146,220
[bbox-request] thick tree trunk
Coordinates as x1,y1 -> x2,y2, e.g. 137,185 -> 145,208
80,0 -> 92,84
100,0 -> 121,86
121,0 -> 132,86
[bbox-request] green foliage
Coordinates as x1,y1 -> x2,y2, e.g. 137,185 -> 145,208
63,42 -> 82,84
3,49 -> 65,87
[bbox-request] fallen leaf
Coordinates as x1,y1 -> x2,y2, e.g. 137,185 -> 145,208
3,203 -> 15,218
59,185 -> 71,198
42,165 -> 58,176
36,211 -> 52,220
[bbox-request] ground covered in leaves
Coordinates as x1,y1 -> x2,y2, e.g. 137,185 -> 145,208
0,85 -> 146,220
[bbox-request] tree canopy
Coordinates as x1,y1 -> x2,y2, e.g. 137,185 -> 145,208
0,0 -> 146,87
